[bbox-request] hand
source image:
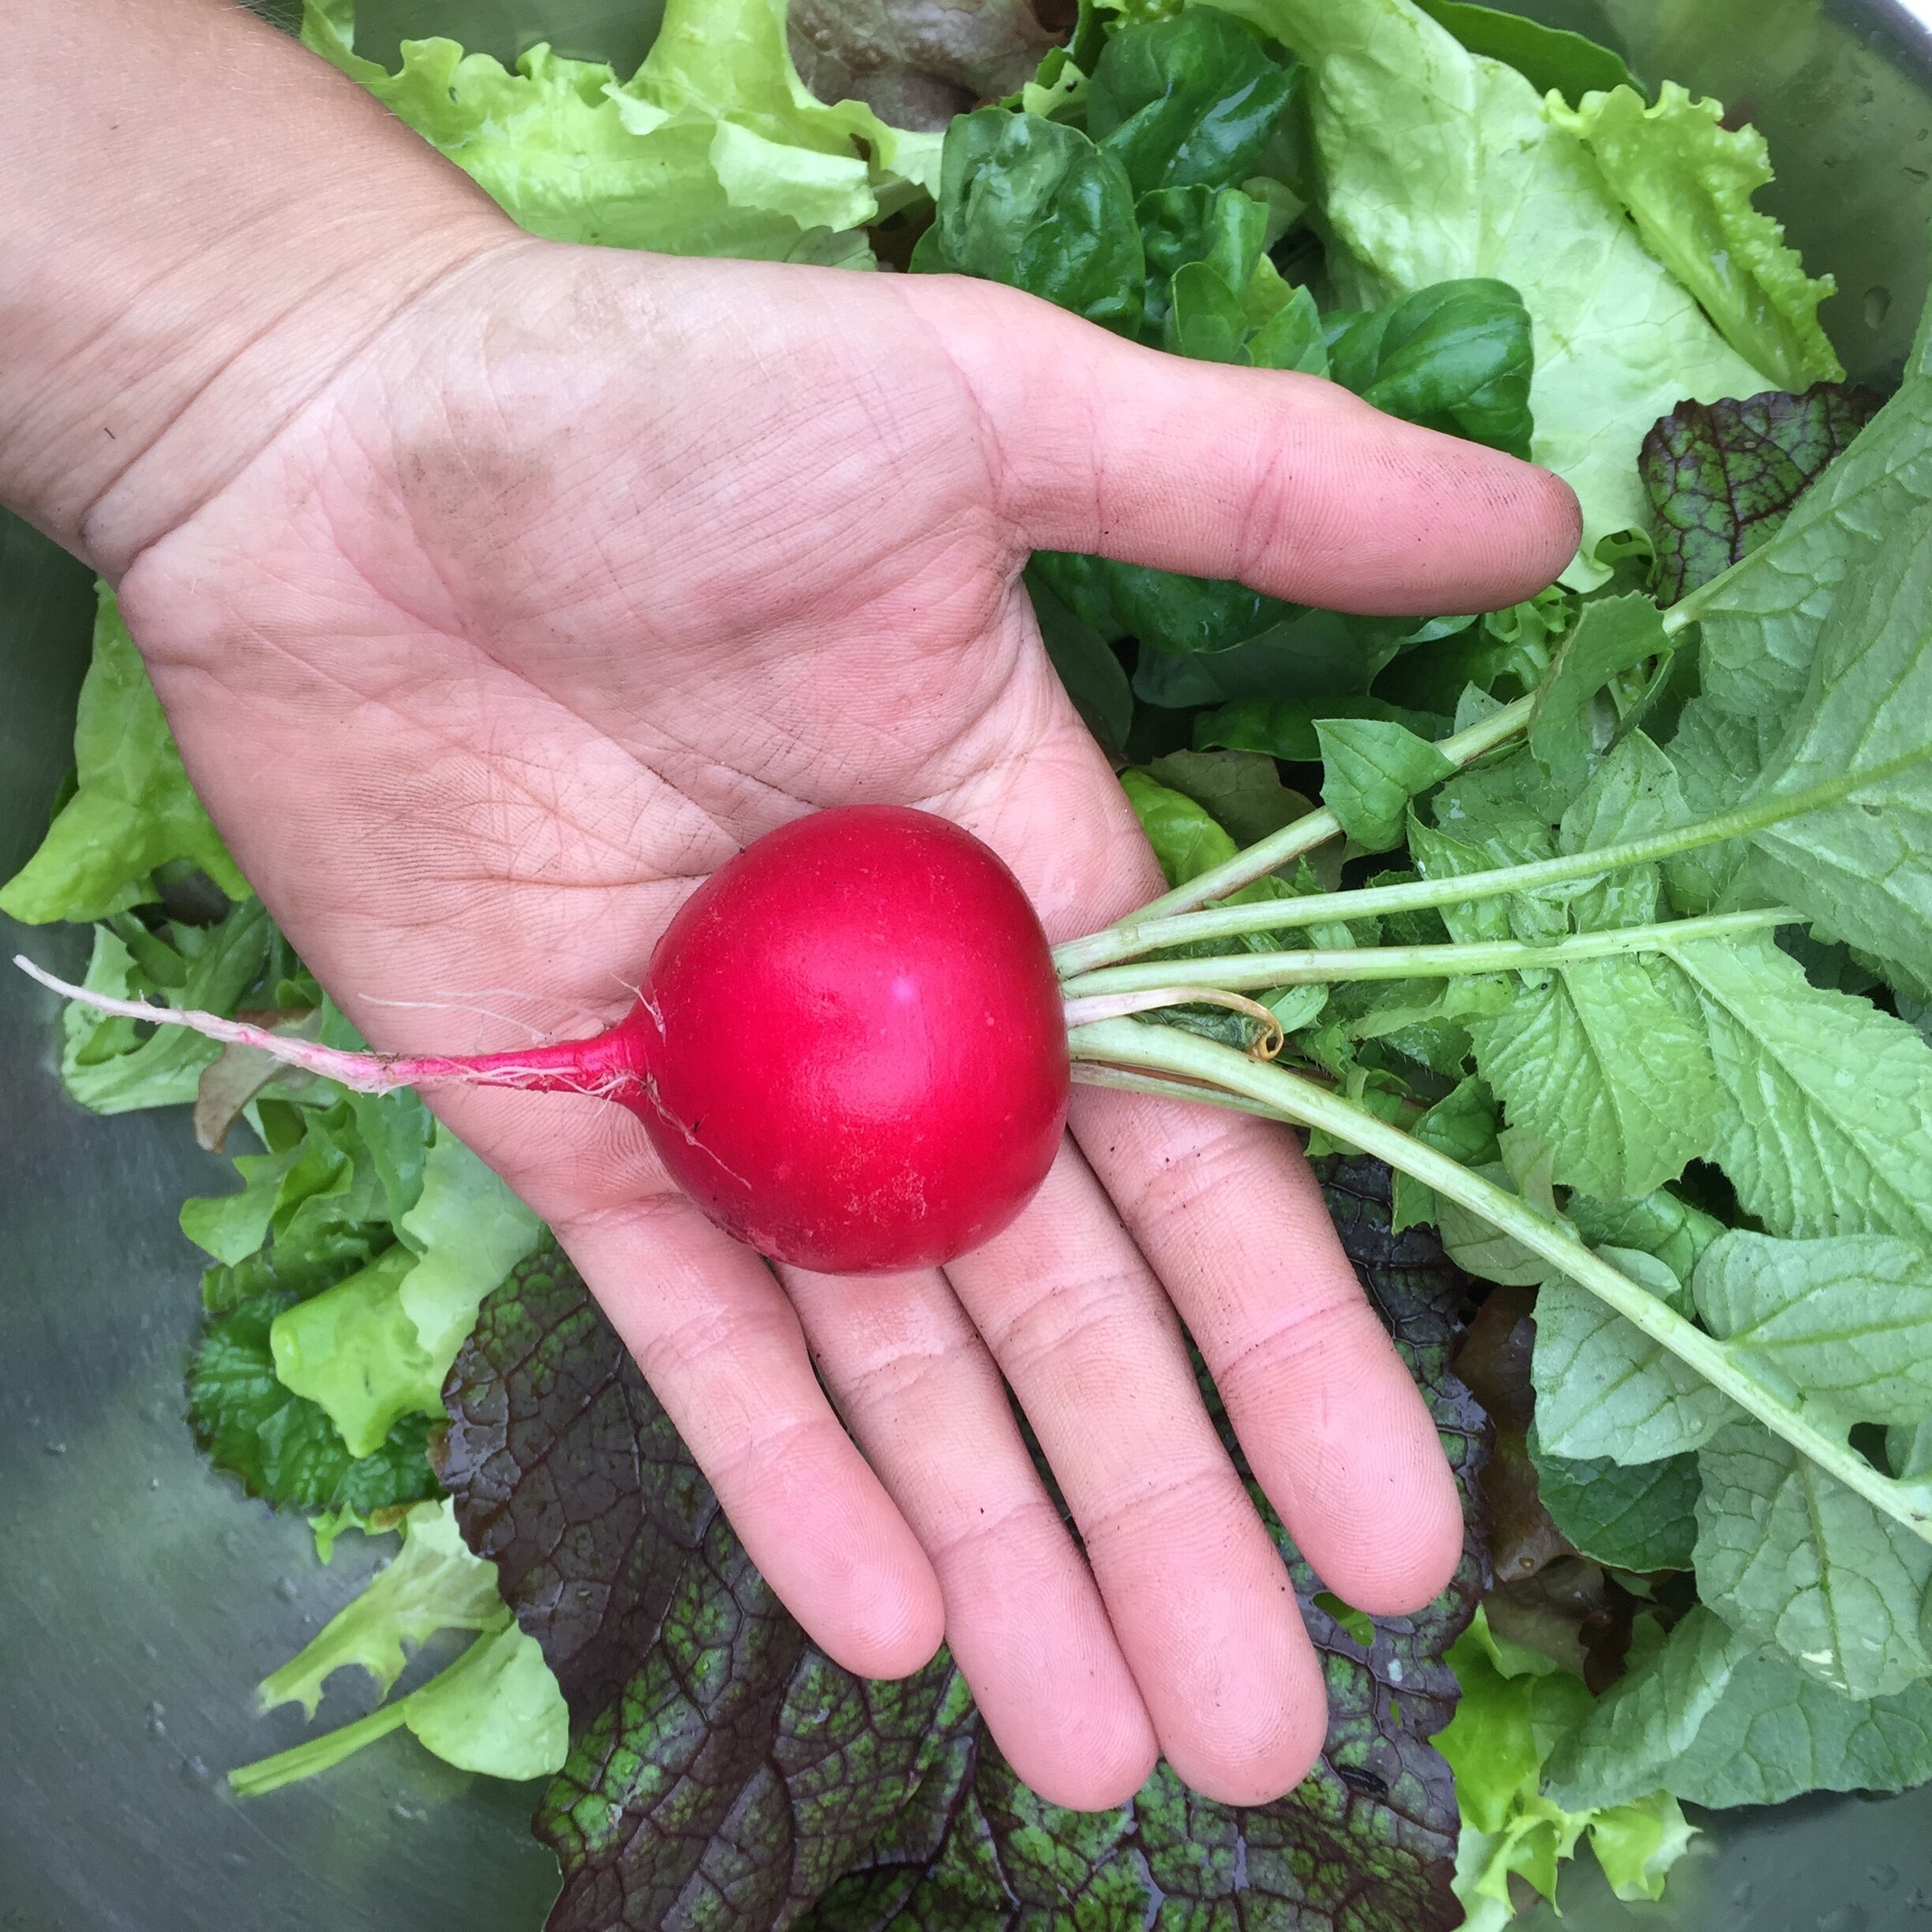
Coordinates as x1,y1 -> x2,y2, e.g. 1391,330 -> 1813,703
89,237 -> 1574,1809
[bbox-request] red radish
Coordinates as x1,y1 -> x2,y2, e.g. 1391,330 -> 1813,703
17,806 -> 1070,1275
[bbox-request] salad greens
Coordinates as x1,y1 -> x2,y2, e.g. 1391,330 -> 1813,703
10,0 -> 1932,1926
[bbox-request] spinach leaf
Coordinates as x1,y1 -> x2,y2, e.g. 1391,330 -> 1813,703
1325,279 -> 1535,458
915,107 -> 1143,334
1088,7 -> 1299,197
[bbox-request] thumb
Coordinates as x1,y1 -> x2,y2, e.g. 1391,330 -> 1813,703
914,275 -> 1581,616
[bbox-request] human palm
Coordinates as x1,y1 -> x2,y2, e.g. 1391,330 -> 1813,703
114,238 -> 1576,1809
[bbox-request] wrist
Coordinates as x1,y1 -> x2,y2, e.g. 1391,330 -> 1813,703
0,0 -> 515,577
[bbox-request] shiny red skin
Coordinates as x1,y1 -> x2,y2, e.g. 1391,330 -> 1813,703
624,805 -> 1069,1274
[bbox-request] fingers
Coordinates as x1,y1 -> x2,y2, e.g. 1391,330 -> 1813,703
944,1141 -> 1329,1806
1073,1088 -> 1466,1618
913,276 -> 1579,615
554,1194 -> 945,1681
778,1259 -> 1158,1810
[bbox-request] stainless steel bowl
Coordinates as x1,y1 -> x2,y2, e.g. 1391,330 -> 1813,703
6,2 -> 1932,1925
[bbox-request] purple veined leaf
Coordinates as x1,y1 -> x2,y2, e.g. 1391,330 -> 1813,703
1641,384 -> 1882,605
439,1158 -> 1492,1932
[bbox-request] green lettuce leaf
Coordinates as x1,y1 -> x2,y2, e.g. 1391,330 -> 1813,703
1437,1608 -> 1694,1928
188,1287 -> 441,1516
270,1125 -> 541,1458
1547,83 -> 1842,393
1640,384 -> 1882,605
59,902 -> 275,1116
1545,1606 -> 1932,1812
237,1501 -> 566,1794
1,582 -> 248,924
1208,0 -> 1776,581
305,0 -> 938,264
258,1499 -> 506,1719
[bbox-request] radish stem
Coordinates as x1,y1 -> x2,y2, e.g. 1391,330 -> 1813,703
1065,1015 -> 1932,1544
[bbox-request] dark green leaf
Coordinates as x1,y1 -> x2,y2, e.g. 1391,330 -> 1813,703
1133,607 -> 1402,706
1136,181 -> 1267,342
1529,1428 -> 1701,1573
1024,564 -> 1133,754
1200,693 -> 1443,764
1032,547 -> 1301,657
1412,0 -> 1643,107
188,1288 -> 440,1515
1641,384 -> 1882,604
1088,8 -> 1298,197
1326,279 -> 1536,459
917,107 -> 1143,335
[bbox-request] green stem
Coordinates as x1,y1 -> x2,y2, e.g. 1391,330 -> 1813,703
1059,908 -> 1796,999
1125,695 -> 1537,923
1055,747 -> 1931,975
1066,1017 -> 1932,1544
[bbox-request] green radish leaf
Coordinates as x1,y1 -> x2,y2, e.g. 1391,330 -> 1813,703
1694,1418 -> 1932,1699
1462,954 -> 1720,1203
1672,936 -> 1932,1246
1546,84 -> 1842,392
1088,7 -> 1299,197
1316,717 -> 1457,852
1410,0 -> 1641,105
1544,1605 -> 1932,1812
1556,732 -> 1686,930
1893,1423 -> 1932,1485
1642,385 -> 1882,605
1680,372 -> 1932,724
1740,497 -> 1932,994
1660,696 -> 1780,912
1530,1249 -> 1741,1463
1529,593 -> 1672,796
1693,1231 -> 1932,1427
1568,1185 -> 1724,1291
1323,279 -> 1536,458
1528,1431 -> 1702,1573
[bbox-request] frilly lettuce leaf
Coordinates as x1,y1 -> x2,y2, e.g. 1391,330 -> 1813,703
303,0 -> 938,264
234,1499 -> 567,1793
1205,0 -> 1777,583
1438,1609 -> 1694,1930
1547,83 -> 1842,393
269,1125 -> 541,1458
0,582 -> 248,925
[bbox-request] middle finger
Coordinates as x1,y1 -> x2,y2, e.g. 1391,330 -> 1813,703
944,1140 -> 1328,1807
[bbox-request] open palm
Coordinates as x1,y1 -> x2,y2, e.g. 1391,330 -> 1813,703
114,238 -> 1576,1808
